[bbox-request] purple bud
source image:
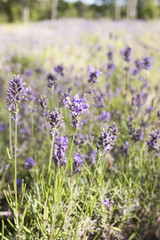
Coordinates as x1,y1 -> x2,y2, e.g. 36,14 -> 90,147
25,157 -> 36,170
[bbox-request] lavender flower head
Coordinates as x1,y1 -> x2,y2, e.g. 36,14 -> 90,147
142,56 -> 152,70
25,157 -> 36,170
103,198 -> 114,207
120,47 -> 132,62
87,66 -> 102,84
97,123 -> 117,156
89,150 -> 96,164
97,111 -> 110,122
147,129 -> 160,152
74,134 -> 87,147
39,95 -> 48,117
49,109 -> 63,135
59,88 -> 72,107
146,105 -> 153,113
120,141 -> 129,158
47,74 -> 57,88
54,64 -> 64,76
73,153 -> 83,172
17,179 -> 22,186
24,87 -> 35,101
93,90 -> 106,108
132,93 -> 142,109
65,94 -> 89,128
107,50 -> 113,61
106,63 -> 115,71
52,136 -> 69,167
0,123 -> 5,132
6,75 -> 25,112
131,59 -> 143,76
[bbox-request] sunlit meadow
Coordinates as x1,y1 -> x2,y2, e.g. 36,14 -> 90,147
0,19 -> 160,240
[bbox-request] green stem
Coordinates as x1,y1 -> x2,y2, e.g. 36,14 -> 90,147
51,87 -> 54,109
31,112 -> 34,140
14,103 -> 19,227
75,154 -> 102,238
68,130 -> 76,174
9,112 -> 12,155
48,132 -> 55,186
88,84 -> 94,132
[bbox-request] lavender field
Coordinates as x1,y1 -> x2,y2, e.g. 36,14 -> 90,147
0,19 -> 160,240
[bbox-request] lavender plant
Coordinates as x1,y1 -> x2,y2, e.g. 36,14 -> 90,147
0,20 -> 159,240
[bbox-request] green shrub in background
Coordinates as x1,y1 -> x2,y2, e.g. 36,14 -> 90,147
138,0 -> 159,19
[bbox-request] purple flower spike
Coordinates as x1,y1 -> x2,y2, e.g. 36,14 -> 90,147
49,109 -> 63,135
97,111 -> 110,123
87,66 -> 102,84
147,129 -> 160,152
120,141 -> 129,158
106,63 -> 115,71
17,179 -> 22,186
6,75 -> 25,112
132,93 -> 142,109
103,198 -> 114,207
65,94 -> 89,128
142,56 -> 152,70
133,128 -> 144,142
89,150 -> 96,164
0,123 -> 5,132
39,95 -> 48,117
97,123 -> 117,156
47,74 -> 57,88
120,47 -> 132,62
73,153 -> 83,172
54,64 -> 64,76
107,50 -> 113,61
25,157 -> 36,170
146,105 -> 153,113
52,136 -> 69,168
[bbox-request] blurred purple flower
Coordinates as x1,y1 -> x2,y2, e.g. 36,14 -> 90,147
97,123 -> 117,156
17,179 -> 22,186
98,111 -> 110,122
49,109 -> 63,135
87,66 -> 102,84
89,150 -> 96,164
106,63 -> 115,71
52,136 -> 69,167
147,129 -> 160,152
0,123 -> 5,132
133,128 -> 144,141
73,153 -> 83,172
6,75 -> 25,112
47,74 -> 57,88
74,134 -> 87,147
120,47 -> 131,62
54,64 -> 64,76
24,87 -> 35,101
25,157 -> 36,170
65,94 -> 89,128
39,95 -> 48,117
24,69 -> 32,76
146,105 -> 153,113
103,198 -> 114,207
142,56 -> 152,70
120,141 -> 129,157
132,93 -> 142,108
107,50 -> 113,61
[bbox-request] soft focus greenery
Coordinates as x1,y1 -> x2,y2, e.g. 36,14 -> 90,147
0,0 -> 160,22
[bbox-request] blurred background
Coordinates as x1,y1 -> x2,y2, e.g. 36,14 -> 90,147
0,0 -> 160,23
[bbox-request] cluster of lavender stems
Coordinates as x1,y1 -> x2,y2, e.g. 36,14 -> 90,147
6,75 -> 26,228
